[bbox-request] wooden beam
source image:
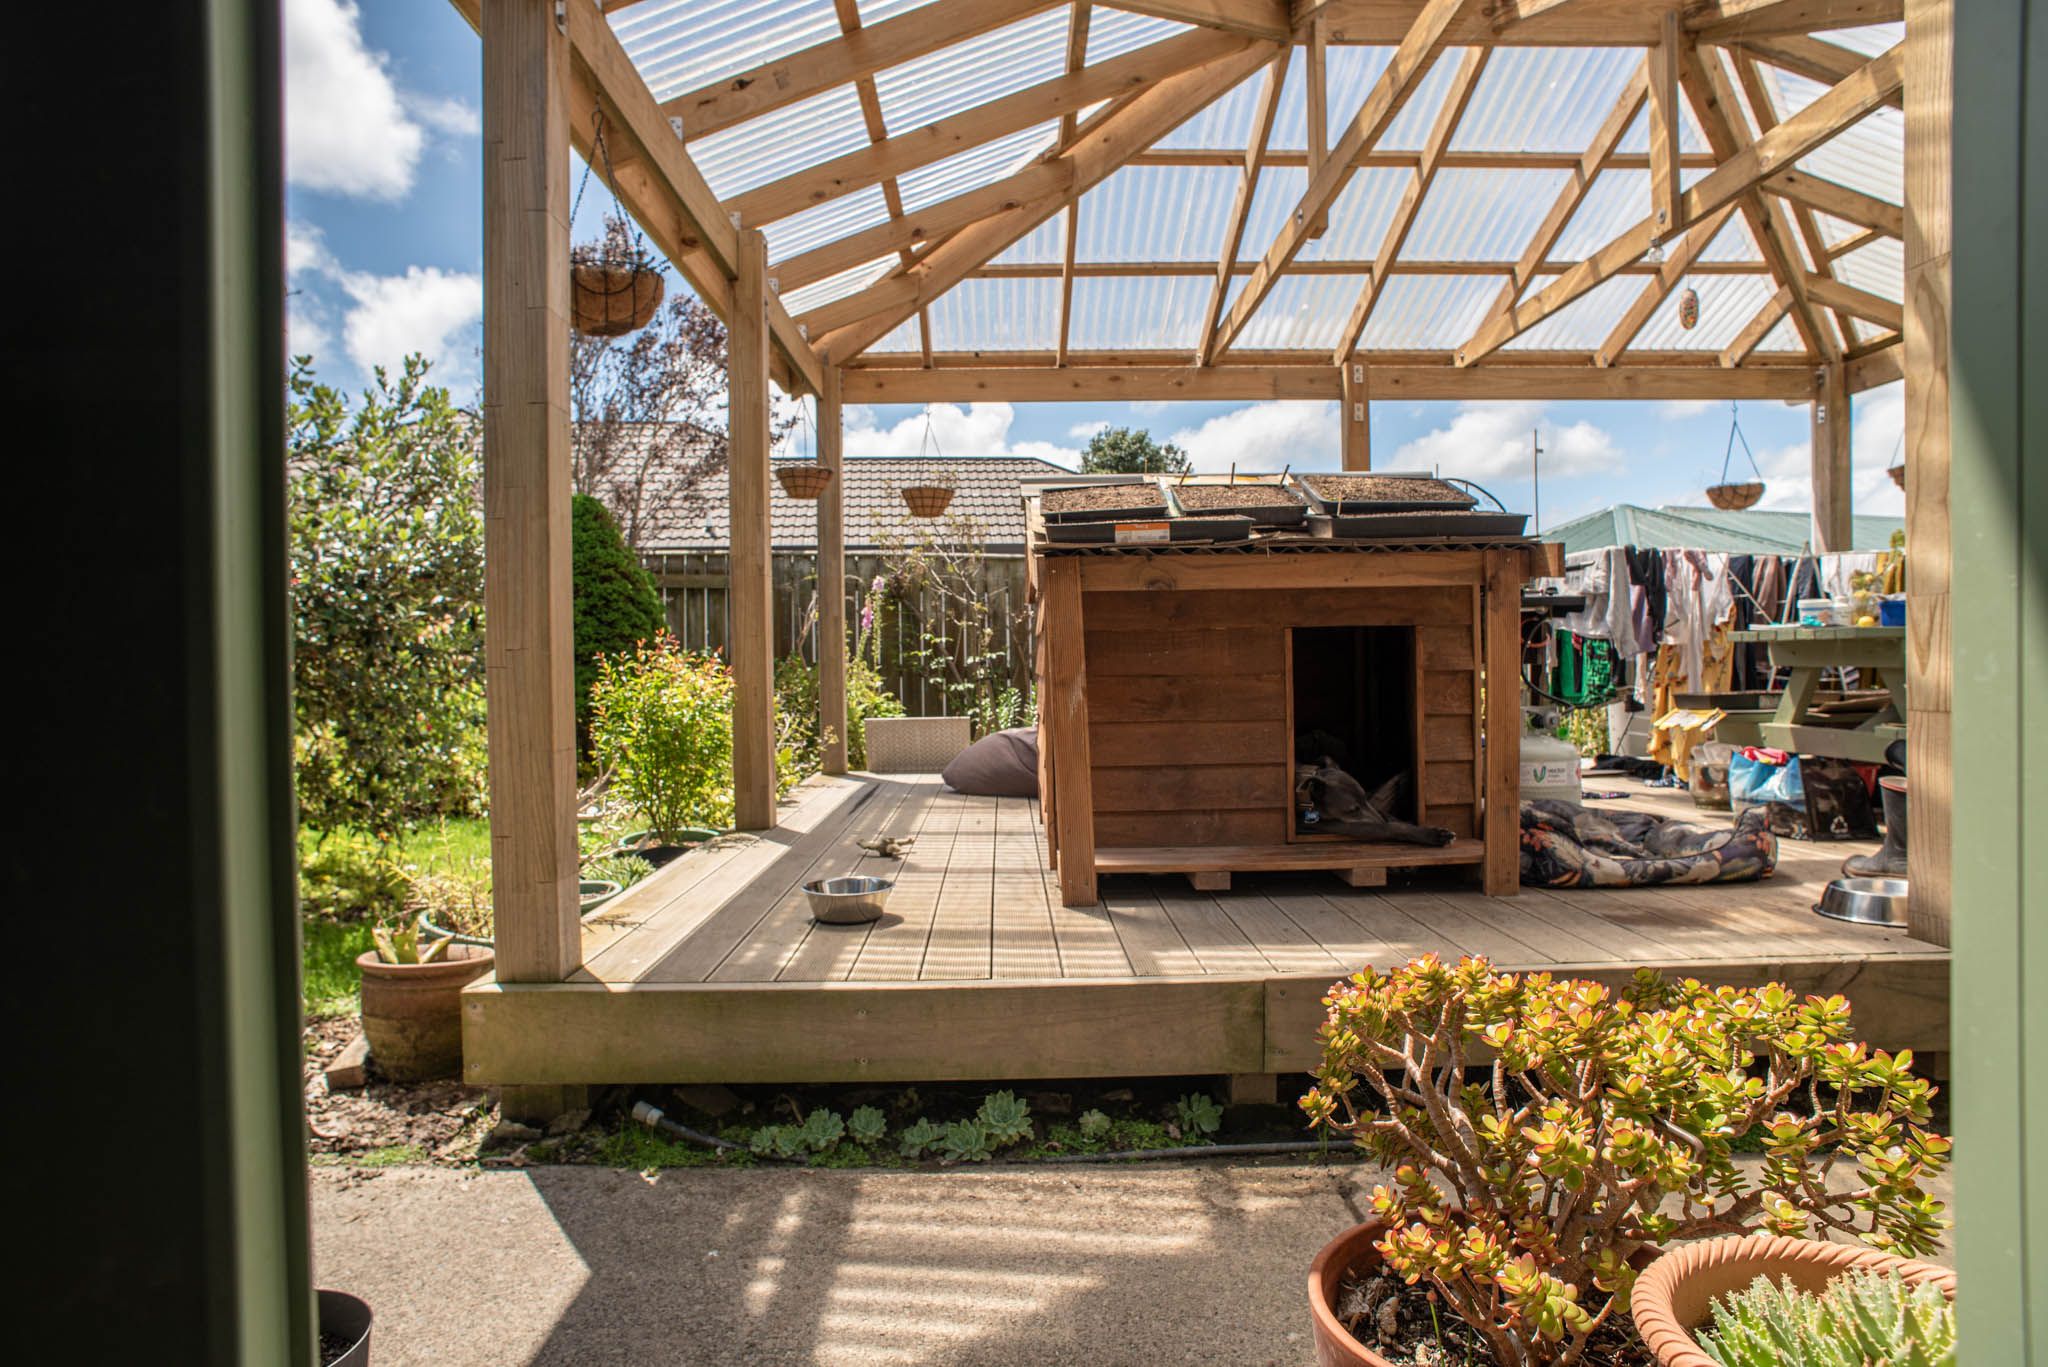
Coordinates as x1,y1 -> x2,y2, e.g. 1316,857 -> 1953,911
1331,46 -> 1488,362
481,0 -> 581,984
1212,0 -> 1472,359
1736,50 -> 1860,350
1197,50 -> 1288,364
1843,336 -> 1902,391
1767,169 -> 1905,239
1041,558 -> 1097,907
1688,0 -> 1903,44
1734,33 -> 1905,108
1304,0 -> 1895,44
1489,61 -> 1646,317
979,256 -> 1777,277
1648,8 -> 1685,239
817,368 -> 847,776
1802,274 -> 1904,331
660,0 -> 1059,140
815,40 -> 1277,364
730,231 -> 776,830
1057,2 -> 1092,367
1136,147 -> 1720,168
841,361 -> 1819,402
1719,284 -> 1793,365
1120,0 -> 1292,39
726,26 -> 1243,228
1305,13 -> 1330,238
1809,359 -> 1851,552
1457,42 -> 1901,366
1482,552 -> 1521,896
1341,358 -> 1370,469
1598,203 -> 1739,366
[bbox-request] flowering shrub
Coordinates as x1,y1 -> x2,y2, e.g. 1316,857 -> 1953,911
590,635 -> 735,836
1300,956 -> 1950,1367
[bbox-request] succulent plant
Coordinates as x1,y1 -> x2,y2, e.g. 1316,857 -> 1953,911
1174,1093 -> 1223,1138
976,1090 -> 1033,1146
847,1106 -> 888,1146
798,1108 -> 846,1153
580,854 -> 655,889
371,915 -> 451,965
897,1118 -> 941,1159
1077,1109 -> 1111,1138
1700,1270 -> 1955,1367
937,1120 -> 993,1164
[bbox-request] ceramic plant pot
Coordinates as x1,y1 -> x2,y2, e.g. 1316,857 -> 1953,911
317,1288 -> 373,1367
356,943 -> 494,1082
1306,1222 -> 1401,1367
1630,1233 -> 1955,1367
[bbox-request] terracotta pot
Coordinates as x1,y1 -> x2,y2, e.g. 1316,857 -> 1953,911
1631,1234 -> 1955,1367
1306,1222 -> 1400,1367
356,943 -> 494,1082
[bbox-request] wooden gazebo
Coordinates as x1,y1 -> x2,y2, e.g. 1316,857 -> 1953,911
448,0 -> 1954,1115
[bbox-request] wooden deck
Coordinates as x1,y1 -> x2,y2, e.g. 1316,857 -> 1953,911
461,774 -> 1948,1088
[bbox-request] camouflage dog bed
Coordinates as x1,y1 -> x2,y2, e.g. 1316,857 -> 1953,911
1520,799 -> 1778,888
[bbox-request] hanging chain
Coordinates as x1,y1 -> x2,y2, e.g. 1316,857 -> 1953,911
1719,400 -> 1762,483
570,108 -> 650,270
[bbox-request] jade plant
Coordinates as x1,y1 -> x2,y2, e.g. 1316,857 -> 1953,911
1698,1269 -> 1955,1367
1300,955 -> 1950,1367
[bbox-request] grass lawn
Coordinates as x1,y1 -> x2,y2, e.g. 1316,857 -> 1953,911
303,917 -> 375,1018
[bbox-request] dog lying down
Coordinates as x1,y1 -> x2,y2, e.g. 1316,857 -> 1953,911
1299,759 -> 1457,847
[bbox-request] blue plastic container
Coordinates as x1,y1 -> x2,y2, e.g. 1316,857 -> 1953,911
1879,596 -> 1906,627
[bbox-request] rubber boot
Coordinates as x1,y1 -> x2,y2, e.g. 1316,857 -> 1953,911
1843,777 -> 1907,879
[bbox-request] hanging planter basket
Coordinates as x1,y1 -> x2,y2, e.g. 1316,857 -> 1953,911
1706,481 -> 1765,510
570,258 -> 665,337
776,462 -> 834,500
1889,463 -> 1906,490
901,485 -> 955,518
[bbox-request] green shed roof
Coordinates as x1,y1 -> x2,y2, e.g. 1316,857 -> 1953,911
1542,504 -> 1906,558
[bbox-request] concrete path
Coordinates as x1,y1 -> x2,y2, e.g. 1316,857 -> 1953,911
313,1160 -> 1375,1366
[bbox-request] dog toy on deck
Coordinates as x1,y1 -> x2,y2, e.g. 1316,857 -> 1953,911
857,836 -> 916,859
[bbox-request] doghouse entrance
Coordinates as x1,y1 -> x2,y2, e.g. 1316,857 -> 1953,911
1289,625 -> 1419,837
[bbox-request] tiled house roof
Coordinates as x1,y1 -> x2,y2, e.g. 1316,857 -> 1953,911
636,455 -> 1070,554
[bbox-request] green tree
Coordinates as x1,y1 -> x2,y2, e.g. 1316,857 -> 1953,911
1078,425 -> 1191,475
573,493 -> 666,743
288,355 -> 486,839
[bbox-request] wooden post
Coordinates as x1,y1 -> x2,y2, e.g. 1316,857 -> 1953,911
1902,0 -> 1950,947
1482,553 -> 1521,897
1341,358 -> 1370,470
1809,361 -> 1852,553
730,229 -> 776,829
481,0 -> 581,983
817,366 -> 849,775
1646,8 -> 1683,239
1041,557 -> 1096,906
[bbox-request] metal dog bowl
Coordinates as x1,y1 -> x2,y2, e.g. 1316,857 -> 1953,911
803,875 -> 894,925
1814,876 -> 1909,927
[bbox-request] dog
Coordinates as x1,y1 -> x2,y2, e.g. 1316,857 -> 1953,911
1299,759 -> 1456,847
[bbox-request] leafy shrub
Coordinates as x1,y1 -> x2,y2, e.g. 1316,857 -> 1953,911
288,355 -> 487,838
1700,1269 -> 1954,1367
406,860 -> 493,940
580,853 -> 655,889
590,635 -> 735,837
1174,1093 -> 1223,1137
773,652 -> 904,772
572,494 -> 667,746
847,1106 -> 888,1146
1301,956 -> 1950,1367
976,1091 -> 1034,1146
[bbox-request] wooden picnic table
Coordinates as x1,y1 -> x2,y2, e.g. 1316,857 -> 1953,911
1729,625 -> 1906,763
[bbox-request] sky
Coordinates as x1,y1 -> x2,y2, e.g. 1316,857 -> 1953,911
283,0 -> 1907,534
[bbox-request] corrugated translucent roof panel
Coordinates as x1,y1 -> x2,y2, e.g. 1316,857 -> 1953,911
691,86 -> 871,198
1068,274 -> 1211,351
1694,210 -> 1762,263
1238,272 -> 1371,349
872,8 -> 1070,129
1815,23 -> 1904,55
1407,168 -> 1572,260
1746,67 -> 1903,203
1452,47 -> 1638,152
989,210 -> 1067,266
1359,275 -> 1497,350
865,315 -> 923,354
1633,273 -> 1783,351
1272,46 -> 1393,150
1831,236 -> 1904,302
616,0 -> 842,105
1312,168 -> 1412,260
763,186 -> 892,261
1240,164 -> 1311,257
1155,59 -> 1275,149
1550,167 -> 1649,259
1077,166 -> 1235,261
1377,50 -> 1472,151
1503,271 -> 1637,350
1086,5 -> 1190,62
1617,98 -> 1709,154
897,122 -> 1057,212
1755,316 -> 1803,353
926,276 -> 1059,350
782,255 -> 896,315
1811,212 -> 1865,249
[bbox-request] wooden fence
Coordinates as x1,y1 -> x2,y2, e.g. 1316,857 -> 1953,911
642,551 -> 1033,718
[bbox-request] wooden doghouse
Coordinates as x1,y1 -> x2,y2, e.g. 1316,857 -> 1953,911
1032,536 -> 1560,907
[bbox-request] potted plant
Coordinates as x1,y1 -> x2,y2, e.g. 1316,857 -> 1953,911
1299,956 -> 1950,1367
355,915 -> 493,1083
1631,1235 -> 1954,1366
317,1288 -> 373,1367
901,468 -> 957,518
776,462 -> 834,500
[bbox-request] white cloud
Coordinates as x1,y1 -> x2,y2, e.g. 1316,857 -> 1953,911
1658,399 -> 1716,419
284,0 -> 476,201
1392,402 -> 1624,481
1751,380 -> 1906,519
286,220 -> 334,278
842,403 -> 1080,467
336,266 -> 483,384
1166,402 -> 1340,472
1067,419 -> 1112,440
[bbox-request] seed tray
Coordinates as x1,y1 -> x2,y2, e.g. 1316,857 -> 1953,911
1294,472 -> 1479,514
1325,510 -> 1530,540
1043,514 -> 1252,545
1166,481 -> 1308,527
1040,482 -> 1170,523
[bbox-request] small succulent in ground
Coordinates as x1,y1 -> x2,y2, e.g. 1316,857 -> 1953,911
1301,955 -> 1950,1367
580,853 -> 655,889
1174,1093 -> 1223,1138
1077,1109 -> 1112,1138
748,1125 -> 802,1159
798,1108 -> 845,1153
897,1118 -> 941,1159
847,1106 -> 888,1146
937,1120 -> 993,1164
976,1090 -> 1034,1146
1700,1270 -> 1955,1367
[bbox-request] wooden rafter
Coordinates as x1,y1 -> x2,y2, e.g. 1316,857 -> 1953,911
1720,283 -> 1793,364
1329,46 -> 1490,364
1454,40 -> 1902,365
811,40 -> 1280,364
1733,32 -> 1905,107
1801,273 -> 1903,330
1766,169 -> 1904,238
1304,13 -> 1330,237
1212,0 -> 1474,359
1597,203 -> 1738,366
1309,0 -> 1897,45
1687,0 -> 1903,44
1135,147 -> 1717,168
1196,50 -> 1289,364
1733,48 -> 1857,348
977,256 -> 1778,277
1647,8 -> 1684,238
1057,2 -> 1092,366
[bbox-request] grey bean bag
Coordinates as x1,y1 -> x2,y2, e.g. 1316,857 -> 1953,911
940,727 -> 1039,798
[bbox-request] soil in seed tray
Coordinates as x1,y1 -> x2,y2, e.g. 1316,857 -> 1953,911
1335,1268 -> 1653,1367
1172,482 -> 1303,508
1043,483 -> 1164,515
1306,474 -> 1472,504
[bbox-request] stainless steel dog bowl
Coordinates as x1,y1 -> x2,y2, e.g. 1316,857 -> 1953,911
1814,876 -> 1909,927
803,875 -> 894,925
